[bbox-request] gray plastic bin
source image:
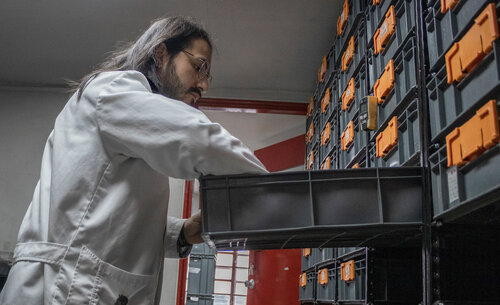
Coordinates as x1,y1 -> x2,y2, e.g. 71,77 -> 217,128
425,0 -> 491,71
337,256 -> 366,302
302,249 -> 319,271
335,0 -> 367,64
316,247 -> 335,263
320,144 -> 339,171
430,101 -> 500,221
316,262 -> 337,302
427,39 -> 500,142
299,271 -> 316,301
200,168 -> 423,250
370,36 -> 418,129
370,98 -> 421,167
187,255 -> 216,295
340,113 -> 369,169
338,18 -> 367,93
191,243 -> 217,256
340,62 -> 368,132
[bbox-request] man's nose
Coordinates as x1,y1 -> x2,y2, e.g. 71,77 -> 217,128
197,77 -> 209,93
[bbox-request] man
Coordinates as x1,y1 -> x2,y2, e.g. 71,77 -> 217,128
0,16 -> 267,305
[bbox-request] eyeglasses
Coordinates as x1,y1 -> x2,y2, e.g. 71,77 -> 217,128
182,50 -> 212,83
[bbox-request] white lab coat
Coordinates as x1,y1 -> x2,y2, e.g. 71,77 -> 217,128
0,71 -> 267,305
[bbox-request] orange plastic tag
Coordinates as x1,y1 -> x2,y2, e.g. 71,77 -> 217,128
342,78 -> 356,111
318,268 -> 329,285
446,100 -> 499,167
373,59 -> 395,103
300,273 -> 307,287
341,121 -> 355,151
307,150 -> 315,170
341,260 -> 355,282
374,5 -> 396,55
337,0 -> 350,36
303,248 -> 311,257
307,97 -> 314,117
318,56 -> 328,82
306,122 -> 314,143
321,88 -> 331,114
376,116 -> 398,157
321,122 -> 331,146
373,0 -> 382,5
342,36 -> 355,71
352,163 -> 360,168
446,4 -> 499,84
321,157 -> 331,170
441,0 -> 459,14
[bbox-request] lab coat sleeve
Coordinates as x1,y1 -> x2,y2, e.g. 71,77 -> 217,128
96,71 -> 268,179
165,216 -> 186,258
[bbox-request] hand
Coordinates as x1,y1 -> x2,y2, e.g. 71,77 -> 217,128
183,212 -> 203,244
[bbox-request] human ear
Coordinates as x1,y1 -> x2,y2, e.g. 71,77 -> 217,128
153,43 -> 168,69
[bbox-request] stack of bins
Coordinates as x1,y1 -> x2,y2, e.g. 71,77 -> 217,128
186,244 -> 217,305
425,0 -> 500,221
335,0 -> 370,286
366,0 -> 420,168
337,0 -> 369,169
299,249 -> 317,303
319,73 -> 340,170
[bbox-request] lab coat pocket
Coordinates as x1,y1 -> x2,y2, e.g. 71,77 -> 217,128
65,246 -> 155,305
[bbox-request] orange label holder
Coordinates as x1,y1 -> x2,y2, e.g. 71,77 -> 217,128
341,260 -> 355,282
446,100 -> 499,167
321,157 -> 331,170
321,88 -> 331,114
318,268 -> 329,285
373,59 -> 395,104
342,36 -> 355,71
318,56 -> 328,82
342,78 -> 356,111
445,4 -> 499,84
337,0 -> 350,36
440,0 -> 459,14
374,5 -> 396,55
300,273 -> 307,287
376,116 -> 398,157
307,97 -> 314,117
321,122 -> 331,146
341,121 -> 355,151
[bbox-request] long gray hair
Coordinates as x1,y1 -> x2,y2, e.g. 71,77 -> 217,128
72,16 -> 212,99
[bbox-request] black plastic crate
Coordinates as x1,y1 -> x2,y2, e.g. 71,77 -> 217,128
370,36 -> 418,129
340,113 -> 369,169
316,262 -> 337,303
369,98 -> 421,167
340,62 -> 368,132
335,0 -> 367,64
338,18 -> 367,93
299,271 -> 316,302
367,0 -> 416,87
187,255 -> 216,295
306,143 -> 320,170
427,35 -> 500,142
425,0 -> 492,72
306,114 -> 320,154
200,168 -> 423,250
430,100 -> 500,222
337,255 -> 366,302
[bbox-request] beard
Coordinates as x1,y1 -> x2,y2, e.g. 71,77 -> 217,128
158,58 -> 184,101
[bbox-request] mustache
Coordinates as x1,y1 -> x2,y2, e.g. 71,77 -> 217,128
188,87 -> 202,98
